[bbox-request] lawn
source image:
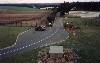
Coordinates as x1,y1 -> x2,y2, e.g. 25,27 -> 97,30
58,17 -> 100,63
0,6 -> 44,12
0,26 -> 29,49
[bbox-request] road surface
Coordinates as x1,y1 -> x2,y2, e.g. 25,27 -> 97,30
0,13 -> 69,60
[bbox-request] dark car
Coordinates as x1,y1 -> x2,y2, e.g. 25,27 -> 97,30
35,25 -> 45,31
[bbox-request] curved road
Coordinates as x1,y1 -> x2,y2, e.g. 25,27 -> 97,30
0,14 -> 69,60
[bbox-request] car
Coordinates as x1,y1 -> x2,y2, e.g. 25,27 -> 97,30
35,25 -> 45,31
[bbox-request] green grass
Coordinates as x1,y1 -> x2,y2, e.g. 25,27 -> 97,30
0,26 -> 29,49
59,18 -> 100,63
0,6 -> 44,12
0,47 -> 45,63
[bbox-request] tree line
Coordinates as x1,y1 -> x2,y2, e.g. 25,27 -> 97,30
57,2 -> 100,16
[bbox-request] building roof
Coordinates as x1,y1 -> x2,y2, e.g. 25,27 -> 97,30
49,46 -> 63,53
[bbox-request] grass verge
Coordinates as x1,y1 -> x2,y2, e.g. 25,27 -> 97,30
0,26 -> 29,49
58,17 -> 100,63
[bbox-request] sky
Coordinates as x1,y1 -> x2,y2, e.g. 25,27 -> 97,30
0,0 -> 99,3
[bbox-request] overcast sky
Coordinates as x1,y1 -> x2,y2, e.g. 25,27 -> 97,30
0,0 -> 99,3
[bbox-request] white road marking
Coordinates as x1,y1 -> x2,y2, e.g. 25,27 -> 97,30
34,48 -> 36,49
29,45 -> 31,46
20,48 -> 22,49
34,43 -> 36,44
39,41 -> 41,42
26,46 -> 28,47
63,40 -> 65,41
7,52 -> 9,53
0,54 -> 1,55
14,50 -> 16,52
4,53 -> 6,54
60,41 -> 62,42
17,49 -> 19,50
41,40 -> 43,41
11,51 -> 12,52
0,44 -> 16,51
40,46 -> 42,47
23,47 -> 25,49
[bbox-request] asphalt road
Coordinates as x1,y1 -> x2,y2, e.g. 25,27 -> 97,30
0,13 -> 69,60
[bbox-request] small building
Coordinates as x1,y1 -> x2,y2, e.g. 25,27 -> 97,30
40,7 -> 54,10
49,46 -> 64,58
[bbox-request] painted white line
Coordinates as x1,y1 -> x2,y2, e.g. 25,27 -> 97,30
23,47 -> 25,49
0,54 -> 2,55
7,52 -> 9,53
26,46 -> 28,47
60,41 -> 63,42
63,40 -> 65,41
17,49 -> 19,50
41,40 -> 43,41
0,44 -> 16,51
20,48 -> 22,49
34,48 -> 36,49
29,45 -> 31,47
47,37 -> 48,38
52,34 -> 54,35
4,53 -> 6,54
34,43 -> 36,44
38,41 -> 40,43
11,51 -> 12,52
40,46 -> 42,47
14,50 -> 16,52
41,45 -> 44,47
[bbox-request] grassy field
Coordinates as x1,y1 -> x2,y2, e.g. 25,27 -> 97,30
58,17 -> 100,63
0,26 -> 29,49
0,6 -> 44,12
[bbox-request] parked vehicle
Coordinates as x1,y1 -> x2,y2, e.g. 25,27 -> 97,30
35,25 -> 45,31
